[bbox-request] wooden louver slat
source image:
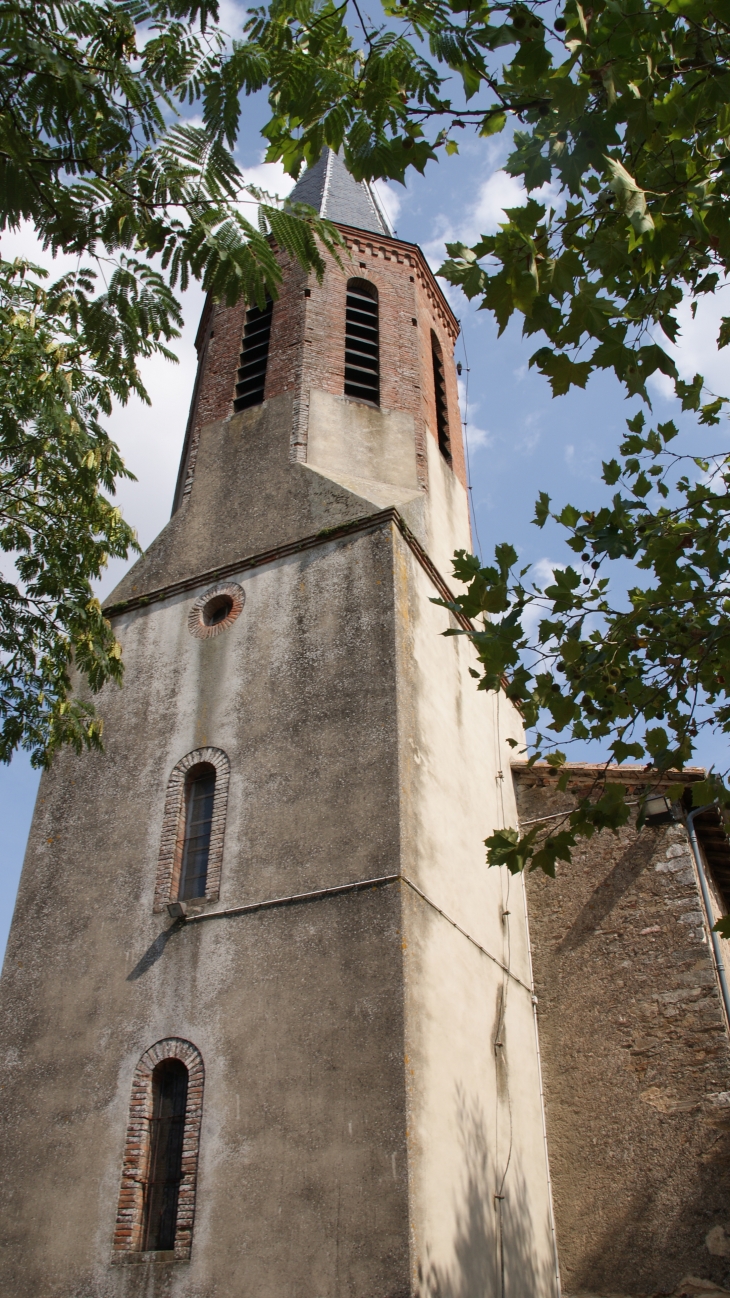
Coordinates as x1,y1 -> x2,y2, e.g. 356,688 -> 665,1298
344,285 -> 379,405
432,342 -> 451,463
233,300 -> 273,411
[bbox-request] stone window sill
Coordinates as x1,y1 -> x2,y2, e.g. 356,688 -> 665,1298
111,1250 -> 189,1266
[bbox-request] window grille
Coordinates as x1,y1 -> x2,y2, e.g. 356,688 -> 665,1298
142,1059 -> 189,1252
233,299 -> 273,411
431,335 -> 451,463
344,279 -> 379,405
179,766 -> 216,900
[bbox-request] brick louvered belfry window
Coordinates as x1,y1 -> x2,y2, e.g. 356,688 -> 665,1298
233,298 -> 273,411
431,332 -> 451,464
344,278 -> 380,405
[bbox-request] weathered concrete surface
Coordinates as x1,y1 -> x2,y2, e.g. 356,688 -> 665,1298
0,530 -> 409,1298
403,416 -> 472,582
0,518 -> 554,1297
516,766 -> 730,1298
108,393 -> 381,606
306,389 -> 421,498
109,383 -> 472,613
394,541 -> 555,1298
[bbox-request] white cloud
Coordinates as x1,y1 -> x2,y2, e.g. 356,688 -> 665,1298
422,167 -> 562,273
372,179 -> 402,232
465,423 -> 493,451
457,377 -> 493,452
216,0 -> 249,40
240,159 -> 296,201
517,429 -> 541,455
0,223 -> 204,601
649,282 -> 730,404
532,556 -> 565,588
1,223 -> 79,275
521,557 -> 565,638
470,170 -> 529,235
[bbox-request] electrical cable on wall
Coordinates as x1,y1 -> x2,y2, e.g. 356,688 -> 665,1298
494,869 -> 514,1298
495,691 -> 506,832
457,323 -> 483,562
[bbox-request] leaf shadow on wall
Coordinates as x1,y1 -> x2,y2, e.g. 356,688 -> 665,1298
418,1089 -> 556,1298
557,830 -> 662,954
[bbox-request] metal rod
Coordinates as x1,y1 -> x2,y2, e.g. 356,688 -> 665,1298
177,872 -> 534,994
182,873 -> 400,924
685,804 -> 730,1031
519,800 -> 640,829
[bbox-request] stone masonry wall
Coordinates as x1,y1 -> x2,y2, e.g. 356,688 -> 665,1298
514,764 -> 730,1298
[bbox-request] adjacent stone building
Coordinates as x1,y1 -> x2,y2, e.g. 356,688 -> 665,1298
0,149 -> 729,1298
515,765 -> 730,1298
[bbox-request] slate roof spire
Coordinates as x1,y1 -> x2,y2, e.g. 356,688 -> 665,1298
288,148 -> 392,237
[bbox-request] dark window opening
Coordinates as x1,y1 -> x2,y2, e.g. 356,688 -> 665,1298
178,765 -> 216,900
202,594 -> 233,626
431,335 -> 451,464
233,299 -> 273,411
143,1059 -> 188,1252
344,279 -> 379,405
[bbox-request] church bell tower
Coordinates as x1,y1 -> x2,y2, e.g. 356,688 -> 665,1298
0,150 -> 559,1298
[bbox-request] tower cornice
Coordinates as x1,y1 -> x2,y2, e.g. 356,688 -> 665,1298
102,505 -> 474,633
334,223 -> 460,343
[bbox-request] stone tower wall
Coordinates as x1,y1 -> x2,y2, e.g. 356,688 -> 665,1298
0,527 -> 412,1298
0,199 -> 557,1298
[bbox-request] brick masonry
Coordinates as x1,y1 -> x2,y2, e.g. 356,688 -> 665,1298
153,746 -> 230,912
174,225 -> 465,508
112,1038 -> 205,1262
514,763 -> 730,1297
187,581 -> 245,639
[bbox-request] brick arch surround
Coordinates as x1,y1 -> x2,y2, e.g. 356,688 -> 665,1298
112,1038 -> 205,1260
154,747 -> 230,912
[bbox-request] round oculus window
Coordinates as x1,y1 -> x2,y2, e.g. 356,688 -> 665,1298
188,582 -> 245,639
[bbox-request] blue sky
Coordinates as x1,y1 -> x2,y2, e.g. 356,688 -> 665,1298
1,73 -> 729,963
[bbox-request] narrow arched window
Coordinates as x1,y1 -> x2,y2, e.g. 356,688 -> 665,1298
233,298 -> 273,411
431,333 -> 451,464
178,764 -> 216,900
113,1038 -> 204,1260
142,1059 -> 189,1252
155,747 -> 229,913
344,279 -> 379,405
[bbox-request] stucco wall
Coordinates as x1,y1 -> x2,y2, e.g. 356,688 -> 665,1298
0,514 -> 559,1298
516,766 -> 730,1297
0,530 -> 412,1298
393,540 -> 557,1298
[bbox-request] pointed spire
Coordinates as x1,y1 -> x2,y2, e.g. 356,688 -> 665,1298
288,149 -> 392,237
